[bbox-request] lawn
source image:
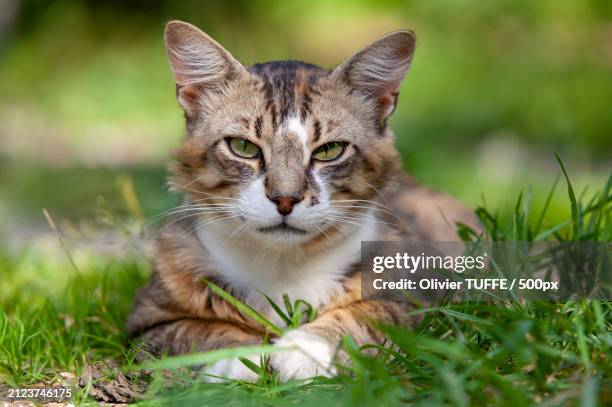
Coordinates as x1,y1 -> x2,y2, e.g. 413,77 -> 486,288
0,162 -> 610,406
1,1 -> 610,405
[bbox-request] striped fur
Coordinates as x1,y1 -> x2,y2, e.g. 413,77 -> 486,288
126,21 -> 480,381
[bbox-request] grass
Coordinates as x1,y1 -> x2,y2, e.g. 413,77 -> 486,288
0,164 -> 610,406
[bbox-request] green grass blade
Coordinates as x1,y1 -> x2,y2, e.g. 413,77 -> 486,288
258,291 -> 292,327
203,279 -> 282,335
555,153 -> 580,240
440,309 -> 493,326
142,344 -> 285,369
578,375 -> 599,407
238,356 -> 263,375
282,294 -> 293,315
534,173 -> 560,239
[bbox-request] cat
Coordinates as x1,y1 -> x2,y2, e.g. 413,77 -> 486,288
126,20 -> 480,382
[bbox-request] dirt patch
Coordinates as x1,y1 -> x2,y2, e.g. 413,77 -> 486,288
78,360 -> 149,404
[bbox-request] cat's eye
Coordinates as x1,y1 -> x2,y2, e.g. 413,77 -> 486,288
227,137 -> 261,158
312,142 -> 345,162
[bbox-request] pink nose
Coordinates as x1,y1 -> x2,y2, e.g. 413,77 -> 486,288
272,196 -> 300,215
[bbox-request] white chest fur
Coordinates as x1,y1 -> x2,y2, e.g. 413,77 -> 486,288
196,211 -> 377,325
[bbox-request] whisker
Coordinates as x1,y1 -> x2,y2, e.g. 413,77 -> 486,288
320,220 -> 349,237
361,181 -> 411,229
331,199 -> 408,228
161,209 -> 237,231
180,185 -> 237,200
322,216 -> 363,228
328,212 -> 397,228
189,196 -> 238,203
224,221 -> 251,242
171,176 -> 205,194
313,223 -> 334,244
176,214 -> 243,243
331,199 -> 400,215
145,200 -> 240,228
326,209 -> 398,228
332,205 -> 404,223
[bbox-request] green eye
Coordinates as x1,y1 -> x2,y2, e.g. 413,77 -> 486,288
228,137 -> 260,158
312,142 -> 345,161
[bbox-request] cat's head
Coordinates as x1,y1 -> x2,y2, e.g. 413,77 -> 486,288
165,21 -> 415,247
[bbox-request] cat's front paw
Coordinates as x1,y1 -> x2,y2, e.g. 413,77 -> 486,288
270,330 -> 337,381
203,355 -> 260,383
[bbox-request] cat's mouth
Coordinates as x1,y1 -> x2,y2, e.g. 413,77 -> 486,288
258,222 -> 307,235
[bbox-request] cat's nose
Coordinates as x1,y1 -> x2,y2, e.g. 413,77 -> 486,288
271,196 -> 301,216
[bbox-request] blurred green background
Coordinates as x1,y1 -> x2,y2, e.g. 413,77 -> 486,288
0,0 -> 610,242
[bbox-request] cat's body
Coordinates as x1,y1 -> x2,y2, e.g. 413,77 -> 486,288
126,21 -> 479,381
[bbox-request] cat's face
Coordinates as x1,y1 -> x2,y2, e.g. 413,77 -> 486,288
166,21 -> 415,247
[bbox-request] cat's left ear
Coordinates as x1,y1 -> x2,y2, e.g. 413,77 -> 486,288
332,30 -> 416,120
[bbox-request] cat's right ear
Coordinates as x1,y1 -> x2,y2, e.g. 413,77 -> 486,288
165,21 -> 247,118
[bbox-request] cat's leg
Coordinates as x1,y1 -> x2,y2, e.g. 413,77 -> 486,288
127,271 -> 267,382
270,300 -> 411,381
137,319 -> 263,382
138,318 -> 260,354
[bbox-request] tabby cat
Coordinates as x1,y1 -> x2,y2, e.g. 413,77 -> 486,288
126,20 -> 479,382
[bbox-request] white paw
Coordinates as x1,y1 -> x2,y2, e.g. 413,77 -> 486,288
202,354 -> 261,383
270,330 -> 337,381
